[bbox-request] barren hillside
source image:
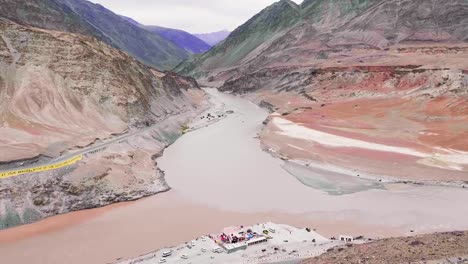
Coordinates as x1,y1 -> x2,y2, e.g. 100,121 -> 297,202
303,231 -> 468,264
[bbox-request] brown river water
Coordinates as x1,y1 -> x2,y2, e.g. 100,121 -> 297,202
1,89 -> 467,264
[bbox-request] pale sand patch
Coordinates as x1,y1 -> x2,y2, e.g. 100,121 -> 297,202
273,117 -> 468,171
273,117 -> 424,156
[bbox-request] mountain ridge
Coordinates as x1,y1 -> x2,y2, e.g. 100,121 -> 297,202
194,30 -> 231,46
144,25 -> 211,53
176,0 -> 468,76
119,16 -> 211,54
175,0 -> 303,76
0,0 -> 190,70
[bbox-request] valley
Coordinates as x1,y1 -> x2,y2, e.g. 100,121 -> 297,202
0,0 -> 467,263
1,89 -> 467,264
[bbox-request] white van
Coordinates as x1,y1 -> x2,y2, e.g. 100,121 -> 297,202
162,250 -> 172,257
212,247 -> 223,253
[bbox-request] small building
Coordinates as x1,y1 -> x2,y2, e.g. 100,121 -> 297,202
221,242 -> 248,254
247,236 -> 268,246
339,235 -> 354,243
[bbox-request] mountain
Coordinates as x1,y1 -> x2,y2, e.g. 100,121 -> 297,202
194,30 -> 231,46
176,0 -> 468,182
177,0 -> 468,76
145,26 -> 211,54
175,0 -> 302,76
0,18 -> 204,228
120,16 -> 211,54
0,0 -> 190,70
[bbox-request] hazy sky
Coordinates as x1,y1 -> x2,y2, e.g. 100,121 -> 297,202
87,0 -> 303,33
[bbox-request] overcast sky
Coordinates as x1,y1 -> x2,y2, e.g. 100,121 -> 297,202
87,0 -> 303,33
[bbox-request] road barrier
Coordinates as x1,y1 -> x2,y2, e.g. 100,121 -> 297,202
0,155 -> 83,179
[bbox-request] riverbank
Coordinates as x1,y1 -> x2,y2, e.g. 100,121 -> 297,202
260,114 -> 468,190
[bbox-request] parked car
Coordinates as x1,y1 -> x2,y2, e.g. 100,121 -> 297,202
212,247 -> 223,253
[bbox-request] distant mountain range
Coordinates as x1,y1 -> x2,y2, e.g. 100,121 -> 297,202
121,16 -> 212,54
194,30 -> 231,46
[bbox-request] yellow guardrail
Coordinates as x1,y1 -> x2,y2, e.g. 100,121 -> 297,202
0,155 -> 83,179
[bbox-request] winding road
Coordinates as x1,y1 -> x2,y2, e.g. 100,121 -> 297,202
0,109 -> 196,179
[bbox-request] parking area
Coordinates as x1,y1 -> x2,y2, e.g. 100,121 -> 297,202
118,222 -> 344,264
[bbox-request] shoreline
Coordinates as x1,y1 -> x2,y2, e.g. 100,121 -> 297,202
247,97 -> 468,190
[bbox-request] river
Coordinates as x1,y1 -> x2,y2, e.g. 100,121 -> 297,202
1,89 -> 468,264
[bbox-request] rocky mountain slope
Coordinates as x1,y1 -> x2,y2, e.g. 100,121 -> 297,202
177,0 -> 468,183
0,0 -> 190,70
303,231 -> 468,264
0,18 -> 205,229
194,30 -> 231,46
177,0 -> 468,76
121,16 -> 211,54
176,0 -> 302,76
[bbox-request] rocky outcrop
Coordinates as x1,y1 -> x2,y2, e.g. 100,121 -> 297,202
0,19 -> 206,229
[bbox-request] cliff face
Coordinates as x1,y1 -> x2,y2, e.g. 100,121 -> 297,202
0,19 -> 206,229
179,0 -> 468,183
